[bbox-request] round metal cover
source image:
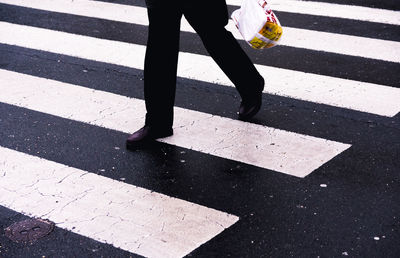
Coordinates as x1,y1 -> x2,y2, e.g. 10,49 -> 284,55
4,218 -> 54,243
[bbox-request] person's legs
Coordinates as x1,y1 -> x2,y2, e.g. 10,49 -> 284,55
144,6 -> 182,130
183,2 -> 264,105
126,6 -> 182,149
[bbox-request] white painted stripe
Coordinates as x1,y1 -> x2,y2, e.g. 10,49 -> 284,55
271,26 -> 400,63
0,70 -> 351,177
0,146 -> 239,258
1,0 -> 399,63
227,0 -> 400,26
1,22 -> 399,117
0,0 -> 148,26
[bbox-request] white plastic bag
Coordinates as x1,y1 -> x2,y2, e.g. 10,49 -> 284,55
232,0 -> 283,49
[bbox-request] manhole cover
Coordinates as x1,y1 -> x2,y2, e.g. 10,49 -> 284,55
4,218 -> 54,243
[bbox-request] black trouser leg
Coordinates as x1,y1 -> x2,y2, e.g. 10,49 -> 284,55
144,7 -> 182,129
183,4 -> 264,101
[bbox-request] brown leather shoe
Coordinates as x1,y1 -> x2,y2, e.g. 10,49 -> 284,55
238,92 -> 262,120
126,126 -> 173,150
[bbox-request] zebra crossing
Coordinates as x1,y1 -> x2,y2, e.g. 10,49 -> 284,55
1,21 -> 399,116
0,0 -> 399,257
0,69 -> 351,177
2,0 -> 400,62
0,146 -> 239,258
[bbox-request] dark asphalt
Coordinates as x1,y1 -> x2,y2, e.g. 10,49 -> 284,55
0,0 -> 399,257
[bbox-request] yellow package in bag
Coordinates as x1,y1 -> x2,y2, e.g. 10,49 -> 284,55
232,0 -> 283,49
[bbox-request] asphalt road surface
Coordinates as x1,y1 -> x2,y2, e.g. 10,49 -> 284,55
0,0 -> 399,257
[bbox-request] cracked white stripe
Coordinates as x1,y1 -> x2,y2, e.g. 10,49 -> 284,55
227,0 -> 400,25
0,69 -> 351,177
0,146 -> 239,258
0,22 -> 399,116
0,0 -> 399,62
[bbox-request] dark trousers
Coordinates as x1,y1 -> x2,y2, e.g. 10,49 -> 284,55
144,3 -> 264,129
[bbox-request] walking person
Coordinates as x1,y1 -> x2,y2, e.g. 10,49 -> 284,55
126,0 -> 265,149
